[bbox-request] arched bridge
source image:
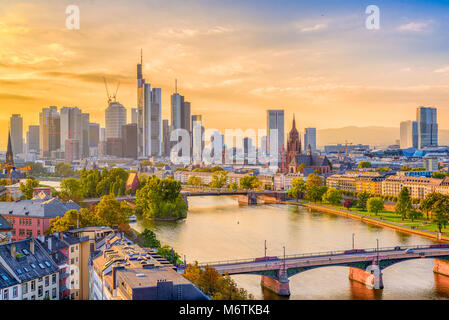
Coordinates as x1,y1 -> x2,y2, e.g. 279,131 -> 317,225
192,244 -> 449,296
81,189 -> 287,206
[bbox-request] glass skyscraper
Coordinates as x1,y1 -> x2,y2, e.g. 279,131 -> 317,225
416,106 -> 438,149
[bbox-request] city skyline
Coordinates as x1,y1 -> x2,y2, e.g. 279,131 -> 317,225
1,1 -> 449,149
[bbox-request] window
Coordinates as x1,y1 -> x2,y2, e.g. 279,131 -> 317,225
71,258 -> 74,264
22,283 -> 28,295
45,291 -> 49,299
37,219 -> 40,226
71,269 -> 74,275
52,274 -> 56,284
3,289 -> 8,300
31,280 -> 35,291
13,286 -> 18,298
31,295 -> 35,300
38,285 -> 43,297
52,288 -> 56,299
71,247 -> 74,253
71,293 -> 75,300
76,257 -> 78,263
45,276 -> 49,287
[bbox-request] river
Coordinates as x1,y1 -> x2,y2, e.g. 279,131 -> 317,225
131,195 -> 449,300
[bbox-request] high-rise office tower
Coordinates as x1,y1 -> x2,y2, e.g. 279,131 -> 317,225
162,120 -> 170,157
26,125 -> 40,153
171,87 -> 184,130
143,84 -> 161,156
80,113 -> 90,158
105,101 -> 127,139
39,106 -> 60,158
10,114 -> 23,155
131,108 -> 138,124
89,123 -> 100,148
60,107 -> 82,160
137,52 -> 145,157
65,139 -> 80,162
266,109 -> 284,158
122,123 -> 138,159
304,128 -> 317,154
400,120 -> 418,149
181,101 -> 191,133
416,106 -> 438,149
191,115 -> 203,163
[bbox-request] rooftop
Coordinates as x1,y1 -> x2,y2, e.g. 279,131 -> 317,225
0,197 -> 81,219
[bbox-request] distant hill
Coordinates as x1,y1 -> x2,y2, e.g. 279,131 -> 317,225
316,126 -> 449,149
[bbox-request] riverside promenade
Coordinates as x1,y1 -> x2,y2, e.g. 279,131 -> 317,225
287,200 -> 449,243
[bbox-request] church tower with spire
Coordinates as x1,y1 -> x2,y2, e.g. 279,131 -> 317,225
285,114 -> 302,171
6,131 -> 14,167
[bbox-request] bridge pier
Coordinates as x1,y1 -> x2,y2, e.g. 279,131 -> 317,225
349,265 -> 383,289
433,259 -> 449,277
260,271 -> 290,296
237,193 -> 258,205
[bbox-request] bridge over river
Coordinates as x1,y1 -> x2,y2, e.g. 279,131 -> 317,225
185,244 -> 449,296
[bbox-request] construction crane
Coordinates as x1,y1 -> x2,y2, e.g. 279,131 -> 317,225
103,77 -> 120,104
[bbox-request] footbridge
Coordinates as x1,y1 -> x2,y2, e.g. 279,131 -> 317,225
81,189 -> 287,206
192,244 -> 449,296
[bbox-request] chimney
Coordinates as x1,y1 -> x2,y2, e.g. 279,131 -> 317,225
30,239 -> 35,254
11,243 -> 16,258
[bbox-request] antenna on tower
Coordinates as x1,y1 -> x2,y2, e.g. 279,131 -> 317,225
175,78 -> 178,94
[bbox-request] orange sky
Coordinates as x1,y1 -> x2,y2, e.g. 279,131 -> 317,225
0,0 -> 449,149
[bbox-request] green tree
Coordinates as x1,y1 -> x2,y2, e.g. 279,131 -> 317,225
288,177 -> 306,200
55,163 -> 75,177
95,168 -> 128,197
19,178 -> 40,200
60,178 -> 83,201
395,187 -> 412,221
138,229 -> 161,249
27,162 -> 47,176
305,174 -> 327,202
46,208 -> 99,234
357,161 -> 372,169
420,192 -> 445,220
432,198 -> 449,233
367,197 -> 384,215
187,175 -> 202,186
94,194 -> 132,226
135,176 -> 188,220
400,165 -> 412,171
228,182 -> 238,191
356,191 -> 371,210
209,171 -> 228,188
407,207 -> 422,222
322,188 -> 342,205
157,245 -> 181,264
239,175 -> 261,190
80,169 -> 101,198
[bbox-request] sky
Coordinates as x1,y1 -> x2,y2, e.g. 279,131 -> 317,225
0,0 -> 449,149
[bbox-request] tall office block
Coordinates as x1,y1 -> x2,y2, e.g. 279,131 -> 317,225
131,108 -> 138,125
191,115 -> 203,163
105,101 -> 127,140
181,101 -> 191,133
137,53 -> 145,157
400,120 -> 418,149
10,114 -> 23,155
89,123 -> 100,148
143,84 -> 161,156
26,125 -> 40,153
65,139 -> 80,162
416,106 -> 438,149
39,106 -> 60,158
304,128 -> 317,154
267,109 -> 284,157
171,92 -> 184,130
80,113 -> 90,158
162,120 -> 170,157
122,123 -> 138,159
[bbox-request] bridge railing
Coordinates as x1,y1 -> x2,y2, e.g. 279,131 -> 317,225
197,244 -> 436,266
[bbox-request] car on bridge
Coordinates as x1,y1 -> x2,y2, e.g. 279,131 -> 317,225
344,249 -> 366,254
255,256 -> 279,262
405,248 -> 415,254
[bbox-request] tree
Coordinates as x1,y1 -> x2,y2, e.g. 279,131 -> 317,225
344,199 -> 354,210
55,163 -> 75,177
46,208 -> 99,234
239,175 -> 261,190
80,169 -> 101,198
420,192 -> 444,220
296,164 -> 306,173
407,207 -> 422,222
183,262 -> 253,300
228,182 -> 238,191
138,229 -> 161,249
357,161 -> 371,169
305,174 -> 326,202
187,175 -> 202,187
400,165 -> 412,171
322,188 -> 342,205
157,245 -> 181,265
367,197 -> 384,215
95,168 -> 128,197
356,192 -> 371,211
94,194 -> 132,226
135,176 -> 188,220
395,187 -> 412,220
288,177 -> 306,200
432,198 -> 449,233
60,178 -> 83,201
19,178 -> 40,200
209,171 -> 228,188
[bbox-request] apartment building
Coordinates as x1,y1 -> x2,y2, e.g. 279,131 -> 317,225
382,175 -> 446,199
89,233 -> 208,300
0,239 -> 59,300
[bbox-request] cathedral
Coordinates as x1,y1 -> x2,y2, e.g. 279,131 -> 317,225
282,115 -> 331,174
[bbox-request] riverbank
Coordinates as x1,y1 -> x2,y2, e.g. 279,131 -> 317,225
287,200 -> 449,243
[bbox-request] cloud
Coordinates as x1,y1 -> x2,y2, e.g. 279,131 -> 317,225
298,23 -> 328,33
434,66 -> 449,73
397,21 -> 431,32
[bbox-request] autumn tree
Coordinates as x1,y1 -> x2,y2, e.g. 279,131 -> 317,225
19,178 -> 40,200
288,177 -> 306,200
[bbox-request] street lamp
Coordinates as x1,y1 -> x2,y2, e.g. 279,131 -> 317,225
352,233 -> 355,250
264,240 -> 267,258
